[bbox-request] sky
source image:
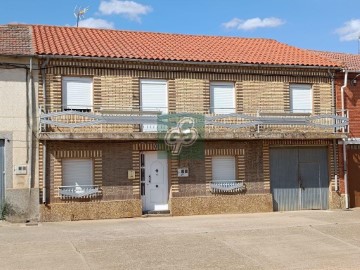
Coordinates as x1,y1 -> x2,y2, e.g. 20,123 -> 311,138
2,0 -> 360,54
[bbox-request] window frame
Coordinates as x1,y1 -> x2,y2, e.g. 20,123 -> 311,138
61,158 -> 94,187
289,83 -> 313,114
62,76 -> 94,112
211,156 -> 236,181
210,81 -> 236,114
140,79 -> 168,114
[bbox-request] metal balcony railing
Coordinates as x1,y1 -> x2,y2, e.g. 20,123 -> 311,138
210,180 -> 246,194
57,185 -> 102,199
38,105 -> 349,133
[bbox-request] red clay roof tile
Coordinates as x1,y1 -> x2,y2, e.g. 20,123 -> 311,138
3,24 -> 340,67
310,50 -> 360,71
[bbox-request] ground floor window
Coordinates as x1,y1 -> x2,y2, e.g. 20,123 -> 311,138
62,159 -> 94,186
212,156 -> 236,180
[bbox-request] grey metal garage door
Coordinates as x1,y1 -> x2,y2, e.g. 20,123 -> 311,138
270,147 -> 329,211
0,140 -> 4,203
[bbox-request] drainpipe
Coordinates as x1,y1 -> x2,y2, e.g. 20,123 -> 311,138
341,70 -> 350,209
28,57 -> 33,192
341,70 -> 348,118
333,139 -> 339,192
343,138 -> 349,209
26,57 -> 34,221
42,142 -> 47,204
41,58 -> 49,204
328,71 -> 339,192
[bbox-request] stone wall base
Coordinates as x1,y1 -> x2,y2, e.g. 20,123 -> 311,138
40,199 -> 142,222
170,194 -> 273,216
5,188 -> 39,223
329,192 -> 346,209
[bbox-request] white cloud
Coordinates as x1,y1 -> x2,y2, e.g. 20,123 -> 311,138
222,18 -> 242,29
336,19 -> 360,41
223,17 -> 285,31
78,18 -> 115,29
99,0 -> 152,22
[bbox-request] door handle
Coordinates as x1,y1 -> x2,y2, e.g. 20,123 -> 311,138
148,175 -> 151,183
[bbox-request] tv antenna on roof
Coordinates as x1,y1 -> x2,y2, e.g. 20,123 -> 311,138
74,6 -> 89,27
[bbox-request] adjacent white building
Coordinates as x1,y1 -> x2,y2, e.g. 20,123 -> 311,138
0,25 -> 38,222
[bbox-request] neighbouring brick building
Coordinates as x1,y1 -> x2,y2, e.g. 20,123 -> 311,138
312,51 -> 360,209
2,24 -> 351,221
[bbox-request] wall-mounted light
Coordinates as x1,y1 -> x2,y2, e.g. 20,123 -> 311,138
350,73 -> 360,87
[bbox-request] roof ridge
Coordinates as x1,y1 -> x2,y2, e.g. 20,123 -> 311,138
309,49 -> 359,56
13,23 -> 278,41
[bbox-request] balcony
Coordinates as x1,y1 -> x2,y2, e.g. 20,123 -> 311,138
38,105 -> 349,140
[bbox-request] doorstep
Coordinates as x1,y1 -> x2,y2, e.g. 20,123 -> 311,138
142,210 -> 171,217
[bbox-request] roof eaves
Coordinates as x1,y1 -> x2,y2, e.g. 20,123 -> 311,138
35,53 -> 341,69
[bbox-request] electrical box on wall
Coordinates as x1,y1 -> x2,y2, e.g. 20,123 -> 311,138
128,170 -> 136,180
178,168 -> 189,177
14,165 -> 27,175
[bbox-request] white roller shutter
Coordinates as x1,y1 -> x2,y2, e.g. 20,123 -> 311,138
140,80 -> 168,113
62,77 -> 93,110
140,80 -> 168,132
210,82 -> 235,114
290,84 -> 312,113
212,156 -> 236,180
62,159 -> 93,186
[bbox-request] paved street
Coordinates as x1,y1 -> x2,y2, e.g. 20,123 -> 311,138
1,209 -> 360,270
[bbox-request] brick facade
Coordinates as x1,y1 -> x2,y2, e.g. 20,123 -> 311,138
39,140 -> 338,220
44,140 -> 270,203
335,73 -> 360,138
39,59 -> 336,135
37,59 -> 342,220
45,141 -> 136,203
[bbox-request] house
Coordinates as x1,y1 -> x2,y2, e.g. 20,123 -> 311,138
32,25 -> 349,221
311,51 -> 360,209
0,25 -> 39,222
2,24 -> 349,221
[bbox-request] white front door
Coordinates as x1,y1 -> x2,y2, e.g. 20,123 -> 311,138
143,152 -> 168,211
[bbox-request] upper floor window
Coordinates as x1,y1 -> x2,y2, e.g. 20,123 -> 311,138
62,77 -> 93,111
140,79 -> 168,132
290,84 -> 312,113
140,79 -> 168,114
210,82 -> 235,114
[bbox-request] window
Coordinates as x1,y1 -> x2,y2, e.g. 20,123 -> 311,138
62,77 -> 93,111
140,79 -> 168,132
290,84 -> 312,113
62,159 -> 93,187
140,79 -> 168,113
212,156 -> 236,180
210,82 -> 235,114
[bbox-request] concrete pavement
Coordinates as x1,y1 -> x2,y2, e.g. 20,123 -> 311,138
1,209 -> 360,269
